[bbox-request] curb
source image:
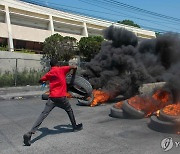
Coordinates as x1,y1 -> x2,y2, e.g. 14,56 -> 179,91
0,85 -> 47,93
0,91 -> 45,100
0,85 -> 48,100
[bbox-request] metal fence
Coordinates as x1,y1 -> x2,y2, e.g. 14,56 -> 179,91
0,58 -> 42,86
0,57 -> 42,71
0,57 -> 88,87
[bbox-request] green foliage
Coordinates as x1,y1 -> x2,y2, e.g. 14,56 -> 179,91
155,32 -> 161,37
78,36 -> 104,61
43,33 -> 77,62
15,69 -> 43,86
14,49 -> 36,54
0,71 -> 14,87
117,20 -> 141,28
0,46 -> 36,53
0,69 -> 45,87
0,45 -> 8,51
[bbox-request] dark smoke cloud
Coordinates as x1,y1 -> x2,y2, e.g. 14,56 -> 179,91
83,26 -> 180,100
104,25 -> 138,47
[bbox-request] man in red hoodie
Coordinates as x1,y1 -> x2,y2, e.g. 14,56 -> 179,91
23,59 -> 83,146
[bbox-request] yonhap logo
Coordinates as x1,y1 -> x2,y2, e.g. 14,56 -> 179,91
161,137 -> 174,151
161,137 -> 180,152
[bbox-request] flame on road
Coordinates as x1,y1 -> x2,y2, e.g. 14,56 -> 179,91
113,101 -> 124,109
90,90 -> 110,107
127,89 -> 172,117
163,104 -> 180,116
66,92 -> 72,98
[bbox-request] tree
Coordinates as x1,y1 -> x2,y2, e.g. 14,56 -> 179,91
42,33 -> 77,62
117,20 -> 141,28
78,36 -> 104,61
155,32 -> 161,37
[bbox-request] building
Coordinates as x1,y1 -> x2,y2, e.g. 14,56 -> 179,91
0,0 -> 156,52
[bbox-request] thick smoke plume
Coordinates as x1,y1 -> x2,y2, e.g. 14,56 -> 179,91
83,26 -> 180,100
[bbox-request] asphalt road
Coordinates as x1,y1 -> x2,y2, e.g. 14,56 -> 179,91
0,97 -> 179,154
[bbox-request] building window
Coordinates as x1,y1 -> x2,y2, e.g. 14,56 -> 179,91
13,39 -> 43,53
0,37 -> 7,46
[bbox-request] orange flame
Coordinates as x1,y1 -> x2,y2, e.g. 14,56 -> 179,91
156,110 -> 160,117
44,91 -> 72,98
90,90 -> 110,107
163,104 -> 180,116
113,101 -> 124,109
128,89 -> 173,117
128,95 -> 155,117
66,92 -> 72,98
152,89 -> 172,108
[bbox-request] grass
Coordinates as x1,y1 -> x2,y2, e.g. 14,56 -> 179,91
14,49 -> 36,54
0,69 -> 45,87
0,45 -> 8,51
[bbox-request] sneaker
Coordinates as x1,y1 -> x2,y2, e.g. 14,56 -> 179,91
73,123 -> 83,132
23,132 -> 32,146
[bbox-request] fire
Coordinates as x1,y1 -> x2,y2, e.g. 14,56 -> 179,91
113,101 -> 124,109
66,92 -> 72,98
156,110 -> 160,117
152,89 -> 172,108
128,95 -> 156,117
127,89 -> 172,117
90,90 -> 110,107
163,104 -> 180,116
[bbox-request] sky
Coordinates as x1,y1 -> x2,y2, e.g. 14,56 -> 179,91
22,0 -> 180,34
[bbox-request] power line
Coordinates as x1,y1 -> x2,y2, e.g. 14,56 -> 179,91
78,0 -> 180,32
93,0 -> 180,23
17,0 -> 180,33
86,0 -> 180,26
77,0 -> 180,31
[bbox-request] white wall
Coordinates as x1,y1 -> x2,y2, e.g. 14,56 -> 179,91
11,25 -> 51,42
0,23 -> 8,38
0,51 -> 42,72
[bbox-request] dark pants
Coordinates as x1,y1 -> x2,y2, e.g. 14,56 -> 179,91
30,97 -> 77,134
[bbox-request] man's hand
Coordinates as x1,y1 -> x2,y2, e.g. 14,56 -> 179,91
70,65 -> 77,75
40,82 -> 46,90
39,80 -> 46,84
69,65 -> 77,86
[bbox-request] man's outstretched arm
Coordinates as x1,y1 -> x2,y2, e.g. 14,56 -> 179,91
39,72 -> 50,84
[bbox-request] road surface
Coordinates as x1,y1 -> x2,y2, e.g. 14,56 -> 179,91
0,97 -> 179,154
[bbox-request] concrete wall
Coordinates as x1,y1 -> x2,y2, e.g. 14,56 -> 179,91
0,51 -> 42,72
11,25 -> 52,42
0,23 -> 8,38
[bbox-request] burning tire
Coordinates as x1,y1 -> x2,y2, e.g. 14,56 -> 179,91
148,115 -> 178,133
109,101 -> 129,118
77,93 -> 94,106
122,100 -> 145,119
159,109 -> 179,122
159,104 -> 180,122
110,106 -> 131,118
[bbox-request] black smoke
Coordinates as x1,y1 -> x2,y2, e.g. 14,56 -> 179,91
83,26 -> 180,100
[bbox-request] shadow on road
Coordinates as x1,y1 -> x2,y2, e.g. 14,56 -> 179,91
31,124 -> 73,144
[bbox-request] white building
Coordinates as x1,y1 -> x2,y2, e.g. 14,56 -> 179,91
0,0 -> 156,52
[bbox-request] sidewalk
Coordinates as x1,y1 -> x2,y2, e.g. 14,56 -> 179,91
0,85 -> 48,100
